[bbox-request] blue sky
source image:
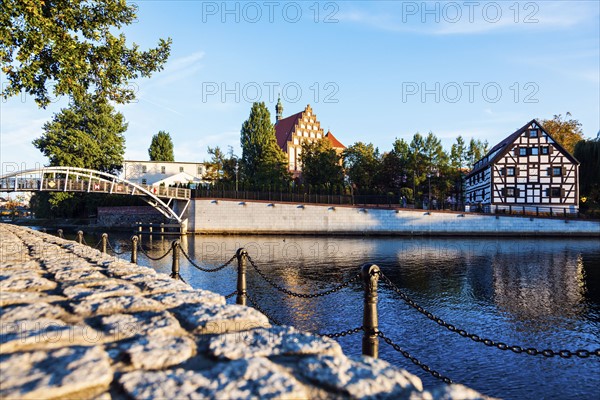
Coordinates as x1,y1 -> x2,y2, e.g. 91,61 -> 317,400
1,0 -> 599,172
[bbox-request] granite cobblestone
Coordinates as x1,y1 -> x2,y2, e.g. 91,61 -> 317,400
0,223 -> 490,399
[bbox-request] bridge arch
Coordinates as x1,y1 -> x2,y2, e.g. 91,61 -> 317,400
0,167 -> 190,223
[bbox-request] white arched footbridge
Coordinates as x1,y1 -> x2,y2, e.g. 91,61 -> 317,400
0,167 -> 190,224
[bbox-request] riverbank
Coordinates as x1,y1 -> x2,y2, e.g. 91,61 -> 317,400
189,199 -> 600,237
0,224 -> 487,399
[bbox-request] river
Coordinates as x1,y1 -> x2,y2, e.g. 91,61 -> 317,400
42,229 -> 600,400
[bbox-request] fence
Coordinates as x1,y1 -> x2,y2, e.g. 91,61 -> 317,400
55,230 -> 600,384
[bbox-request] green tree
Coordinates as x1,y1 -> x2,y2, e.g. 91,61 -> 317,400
422,132 -> 449,207
467,138 -> 488,167
31,95 -> 127,215
409,133 -> 427,203
540,113 -> 584,154
1,0 -> 171,107
343,142 -> 381,192
573,138 -> 600,210
148,131 -> 175,162
379,139 -> 411,191
450,136 -> 468,205
300,139 -> 344,188
205,146 -> 238,185
240,102 -> 289,187
33,96 -> 127,174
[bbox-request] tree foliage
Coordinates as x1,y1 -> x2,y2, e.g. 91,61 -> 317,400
540,113 -> 584,155
466,138 -> 488,167
300,139 -> 344,188
574,138 -> 600,208
240,102 -> 289,186
148,131 -> 175,162
33,96 -> 127,174
0,0 -> 171,107
343,142 -> 381,192
205,146 -> 238,184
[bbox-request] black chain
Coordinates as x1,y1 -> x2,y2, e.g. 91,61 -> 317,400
246,292 -> 283,325
377,330 -> 453,384
378,272 -> 600,359
180,247 -> 236,273
106,240 -> 128,255
320,326 -> 364,339
137,242 -> 173,261
247,254 -> 361,298
225,291 -> 237,299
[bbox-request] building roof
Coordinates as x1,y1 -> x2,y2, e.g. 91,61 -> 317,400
466,119 -> 579,178
325,130 -> 346,149
151,171 -> 203,187
274,111 -> 303,152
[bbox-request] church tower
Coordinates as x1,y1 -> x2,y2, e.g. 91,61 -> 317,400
275,96 -> 283,123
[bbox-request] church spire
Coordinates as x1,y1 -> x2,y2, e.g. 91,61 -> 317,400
275,95 -> 283,123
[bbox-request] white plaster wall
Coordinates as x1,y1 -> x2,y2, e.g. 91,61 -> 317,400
189,200 -> 600,236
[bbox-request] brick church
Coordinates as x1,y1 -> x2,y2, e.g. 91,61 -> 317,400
273,98 -> 345,177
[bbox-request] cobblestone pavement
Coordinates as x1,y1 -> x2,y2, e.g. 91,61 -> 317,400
0,224 -> 489,399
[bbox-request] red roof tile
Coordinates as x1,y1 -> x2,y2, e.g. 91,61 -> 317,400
325,131 -> 345,149
274,112 -> 303,152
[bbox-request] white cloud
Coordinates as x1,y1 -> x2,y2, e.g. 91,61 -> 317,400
337,1 -> 598,36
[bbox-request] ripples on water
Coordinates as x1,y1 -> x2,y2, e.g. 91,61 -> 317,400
50,230 -> 600,400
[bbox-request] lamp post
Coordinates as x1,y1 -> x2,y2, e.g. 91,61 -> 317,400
235,160 -> 239,193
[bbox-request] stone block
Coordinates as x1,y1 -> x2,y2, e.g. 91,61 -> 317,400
171,303 -> 270,334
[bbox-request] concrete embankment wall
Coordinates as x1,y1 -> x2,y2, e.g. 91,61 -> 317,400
189,199 -> 600,236
0,224 -> 483,399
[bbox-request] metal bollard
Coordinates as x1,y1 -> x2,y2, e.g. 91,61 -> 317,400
236,248 -> 248,306
77,230 -> 83,244
361,264 -> 380,358
130,236 -> 138,264
57,229 -> 63,239
170,240 -> 180,280
101,233 -> 108,253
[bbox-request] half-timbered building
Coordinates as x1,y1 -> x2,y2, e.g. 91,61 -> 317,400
464,119 -> 579,214
274,99 -> 345,177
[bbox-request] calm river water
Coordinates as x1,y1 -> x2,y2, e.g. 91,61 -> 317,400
51,230 -> 600,399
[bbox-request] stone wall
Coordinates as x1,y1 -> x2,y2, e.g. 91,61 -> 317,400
0,224 -> 488,399
190,199 -> 600,236
96,206 -> 166,228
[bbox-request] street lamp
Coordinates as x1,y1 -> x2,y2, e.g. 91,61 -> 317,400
235,161 -> 239,193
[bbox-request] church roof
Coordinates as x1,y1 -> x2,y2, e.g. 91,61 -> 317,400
325,131 -> 345,149
274,111 -> 303,152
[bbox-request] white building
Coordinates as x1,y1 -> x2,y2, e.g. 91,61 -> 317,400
122,160 -> 208,187
464,119 -> 579,214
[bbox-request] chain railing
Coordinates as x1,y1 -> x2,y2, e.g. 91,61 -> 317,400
42,229 -> 600,385
247,254 -> 361,299
377,330 -> 453,384
377,272 -> 600,359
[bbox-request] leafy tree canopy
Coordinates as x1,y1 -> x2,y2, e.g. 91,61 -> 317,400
33,95 -> 127,174
0,0 -> 171,107
148,131 -> 175,162
540,113 -> 584,155
240,102 -> 289,186
300,138 -> 344,188
574,139 -> 600,207
343,142 -> 381,191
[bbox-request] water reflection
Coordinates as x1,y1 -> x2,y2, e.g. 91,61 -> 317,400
40,229 -> 600,400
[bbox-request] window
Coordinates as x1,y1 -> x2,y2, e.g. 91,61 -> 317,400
141,165 -> 147,173
519,147 -> 527,156
552,167 -> 562,176
541,146 -> 549,155
161,166 -> 166,174
141,179 -> 147,185
529,129 -> 538,137
197,166 -> 203,175
507,167 -> 515,176
179,167 -> 184,172
546,187 -> 562,197
530,147 -> 539,155
506,187 -> 516,197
